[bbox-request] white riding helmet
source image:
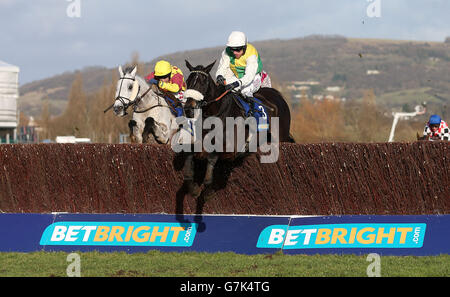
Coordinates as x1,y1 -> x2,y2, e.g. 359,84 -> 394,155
226,31 -> 247,48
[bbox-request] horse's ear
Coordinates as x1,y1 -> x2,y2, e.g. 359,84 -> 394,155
118,65 -> 124,77
185,60 -> 194,71
130,66 -> 137,77
205,61 -> 216,73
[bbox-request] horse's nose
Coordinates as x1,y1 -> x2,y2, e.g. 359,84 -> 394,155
184,107 -> 194,118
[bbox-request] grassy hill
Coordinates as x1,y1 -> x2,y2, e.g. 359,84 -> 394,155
18,36 -> 450,118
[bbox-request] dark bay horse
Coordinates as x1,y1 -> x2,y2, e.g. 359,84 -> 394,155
179,60 -> 294,199
417,132 -> 429,141
416,132 -> 443,141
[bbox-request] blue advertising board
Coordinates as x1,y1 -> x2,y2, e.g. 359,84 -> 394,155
0,213 -> 54,252
0,213 -> 449,255
40,213 -> 291,254
257,215 -> 449,256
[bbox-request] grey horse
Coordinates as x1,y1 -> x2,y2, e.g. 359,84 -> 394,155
113,65 -> 178,144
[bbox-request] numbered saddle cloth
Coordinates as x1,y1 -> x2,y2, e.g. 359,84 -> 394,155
235,96 -> 269,131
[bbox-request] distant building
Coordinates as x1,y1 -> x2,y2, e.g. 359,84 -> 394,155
290,81 -> 320,86
0,60 -> 19,143
326,86 -> 341,92
366,70 -> 380,75
55,136 -> 91,143
17,116 -> 40,143
312,94 -> 345,102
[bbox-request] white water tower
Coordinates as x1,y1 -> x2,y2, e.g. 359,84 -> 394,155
0,60 -> 19,143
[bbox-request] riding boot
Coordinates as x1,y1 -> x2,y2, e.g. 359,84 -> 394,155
174,101 -> 184,117
244,96 -> 255,117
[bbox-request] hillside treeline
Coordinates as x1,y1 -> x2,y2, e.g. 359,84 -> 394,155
19,37 -> 450,119
289,90 -> 426,143
35,71 -> 130,143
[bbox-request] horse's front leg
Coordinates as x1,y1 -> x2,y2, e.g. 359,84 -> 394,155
128,120 -> 137,143
183,153 -> 194,181
133,121 -> 144,143
182,153 -> 201,198
204,153 -> 219,186
146,117 -> 170,144
200,153 -> 219,201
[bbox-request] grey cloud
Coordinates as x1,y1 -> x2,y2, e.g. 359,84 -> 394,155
0,0 -> 448,84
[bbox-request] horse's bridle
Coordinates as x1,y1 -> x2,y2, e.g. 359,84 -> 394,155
186,70 -> 229,107
114,76 -> 141,115
186,70 -> 274,115
115,76 -> 174,115
133,90 -> 173,114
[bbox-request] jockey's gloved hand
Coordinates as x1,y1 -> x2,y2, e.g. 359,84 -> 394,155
216,75 -> 226,86
148,78 -> 158,85
225,80 -> 241,91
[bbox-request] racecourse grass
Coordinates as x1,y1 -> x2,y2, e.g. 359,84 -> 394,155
0,251 -> 448,277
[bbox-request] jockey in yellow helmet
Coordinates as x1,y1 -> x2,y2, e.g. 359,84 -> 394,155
146,60 -> 187,103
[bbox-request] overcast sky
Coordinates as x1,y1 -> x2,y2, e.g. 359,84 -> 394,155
0,0 -> 449,85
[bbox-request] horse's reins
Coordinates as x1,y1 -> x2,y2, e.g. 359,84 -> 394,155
104,77 -> 174,115
207,89 -> 230,105
133,88 -> 177,115
189,70 -> 230,107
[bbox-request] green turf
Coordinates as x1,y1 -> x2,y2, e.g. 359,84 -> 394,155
0,251 -> 448,277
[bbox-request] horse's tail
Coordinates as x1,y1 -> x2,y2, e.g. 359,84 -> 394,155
288,133 -> 296,143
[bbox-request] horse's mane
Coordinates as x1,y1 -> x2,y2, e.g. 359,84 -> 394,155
123,66 -> 138,75
120,66 -> 148,85
202,72 -> 243,119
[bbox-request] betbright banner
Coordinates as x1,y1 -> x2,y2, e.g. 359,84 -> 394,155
0,213 -> 448,255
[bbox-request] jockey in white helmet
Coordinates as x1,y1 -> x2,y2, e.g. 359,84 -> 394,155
215,31 -> 271,99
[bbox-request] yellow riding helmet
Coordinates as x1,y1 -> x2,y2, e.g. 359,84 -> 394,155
154,60 -> 172,77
